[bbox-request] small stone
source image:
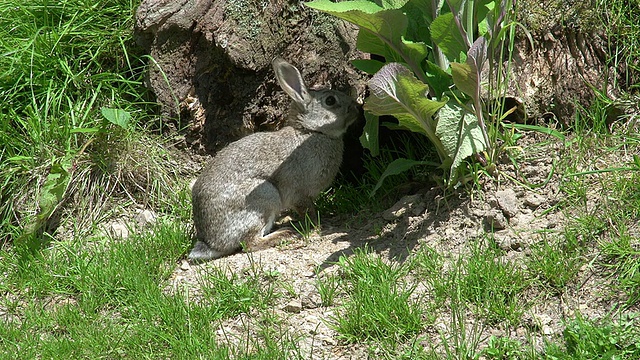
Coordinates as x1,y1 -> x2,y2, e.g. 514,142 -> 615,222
542,324 -> 554,335
300,294 -> 320,309
495,189 -> 520,218
180,260 -> 191,271
484,210 -> 508,230
135,209 -> 157,227
493,230 -> 522,251
321,335 -> 336,346
524,194 -> 544,209
107,221 -> 129,238
282,300 -> 303,313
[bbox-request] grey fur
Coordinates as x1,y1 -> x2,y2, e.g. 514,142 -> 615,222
189,58 -> 359,261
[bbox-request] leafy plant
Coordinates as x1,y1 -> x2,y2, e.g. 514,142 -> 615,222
543,313 -> 640,359
306,0 -> 519,185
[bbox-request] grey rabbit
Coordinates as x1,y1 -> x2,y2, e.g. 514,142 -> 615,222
189,58 -> 359,261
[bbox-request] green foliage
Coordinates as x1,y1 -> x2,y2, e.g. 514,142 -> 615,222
600,224 -> 640,307
307,0 -> 518,185
330,247 -> 425,347
527,235 -> 585,293
458,239 -> 529,325
543,313 -> 640,359
0,220 -> 300,359
0,0 -> 160,243
480,336 -> 531,360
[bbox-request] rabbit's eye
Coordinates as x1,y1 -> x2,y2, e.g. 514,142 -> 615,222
324,95 -> 336,107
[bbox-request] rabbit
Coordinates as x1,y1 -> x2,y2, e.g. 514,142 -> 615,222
188,58 -> 359,261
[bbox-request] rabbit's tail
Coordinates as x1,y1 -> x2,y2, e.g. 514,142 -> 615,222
188,240 -> 228,261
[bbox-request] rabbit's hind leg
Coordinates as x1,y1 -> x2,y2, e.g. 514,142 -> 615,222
241,180 -> 296,252
244,227 -> 299,252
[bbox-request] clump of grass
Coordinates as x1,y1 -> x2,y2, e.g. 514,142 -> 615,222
198,265 -> 279,318
410,246 -> 448,304
599,225 -> 640,307
526,234 -> 586,293
315,273 -> 341,307
0,0 -> 174,245
291,211 -> 319,241
458,239 -> 529,325
543,312 -> 640,359
480,336 -> 532,360
329,247 -> 425,348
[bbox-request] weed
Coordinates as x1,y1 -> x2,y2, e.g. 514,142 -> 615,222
527,235 -> 585,293
480,336 -> 531,360
459,238 -> 529,325
315,273 -> 341,307
291,211 -> 319,241
543,312 -> 640,359
599,225 -> 640,307
0,0 -> 171,244
330,247 -> 425,348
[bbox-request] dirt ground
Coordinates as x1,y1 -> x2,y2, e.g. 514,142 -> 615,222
160,129 -> 639,358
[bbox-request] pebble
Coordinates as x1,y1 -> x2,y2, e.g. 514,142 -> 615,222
495,189 -> 520,218
282,300 -> 303,313
484,209 -> 508,230
135,209 -> 157,227
107,221 -> 129,238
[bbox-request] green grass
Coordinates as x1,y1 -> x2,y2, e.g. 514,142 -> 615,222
543,313 -> 640,359
526,235 -> 585,292
0,0 -> 174,244
326,247 -> 426,353
0,220 -> 303,359
458,239 -> 529,325
1,0 -> 640,358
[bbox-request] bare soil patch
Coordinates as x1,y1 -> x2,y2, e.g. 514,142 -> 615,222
162,130 -> 639,357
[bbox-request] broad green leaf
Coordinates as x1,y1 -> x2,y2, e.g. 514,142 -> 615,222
360,112 -> 380,156
403,0 -> 435,44
351,59 -> 386,74
371,158 -> 437,196
476,0 -> 495,37
376,0 -> 411,9
306,0 -> 384,14
101,107 -> 132,130
356,30 -> 393,59
435,101 -> 486,181
430,12 -> 467,62
364,62 -> 449,162
452,37 -> 487,101
306,1 -> 428,68
39,162 -> 70,217
365,63 -> 446,136
424,60 -> 453,97
467,36 -> 488,71
450,62 -> 477,100
19,159 -> 73,242
401,38 -> 430,66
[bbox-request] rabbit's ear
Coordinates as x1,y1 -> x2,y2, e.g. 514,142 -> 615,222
273,58 -> 311,106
